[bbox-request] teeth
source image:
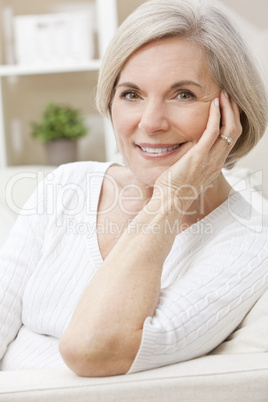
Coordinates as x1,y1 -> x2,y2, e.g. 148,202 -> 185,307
140,144 -> 180,154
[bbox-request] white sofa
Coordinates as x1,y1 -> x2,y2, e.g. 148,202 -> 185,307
0,166 -> 268,402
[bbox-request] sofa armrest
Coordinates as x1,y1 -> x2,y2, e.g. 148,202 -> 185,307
0,353 -> 267,402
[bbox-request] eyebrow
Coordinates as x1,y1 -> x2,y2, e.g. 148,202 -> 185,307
116,82 -> 140,90
171,80 -> 202,89
116,80 -> 202,90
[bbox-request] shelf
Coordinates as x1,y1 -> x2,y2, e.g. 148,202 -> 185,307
0,60 -> 102,77
0,0 -> 119,168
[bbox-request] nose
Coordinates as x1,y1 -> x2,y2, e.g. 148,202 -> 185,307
138,100 -> 170,135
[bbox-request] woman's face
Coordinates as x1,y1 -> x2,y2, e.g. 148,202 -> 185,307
111,37 -> 220,186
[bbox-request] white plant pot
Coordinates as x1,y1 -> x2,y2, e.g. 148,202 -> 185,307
45,139 -> 77,166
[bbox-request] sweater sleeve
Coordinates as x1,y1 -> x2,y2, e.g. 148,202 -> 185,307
128,219 -> 268,374
0,171 -> 53,361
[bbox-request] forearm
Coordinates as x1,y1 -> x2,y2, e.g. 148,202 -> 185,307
60,195 -> 181,376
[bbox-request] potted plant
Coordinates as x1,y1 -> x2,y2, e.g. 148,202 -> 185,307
31,102 -> 88,165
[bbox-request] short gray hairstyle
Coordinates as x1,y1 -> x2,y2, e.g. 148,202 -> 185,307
96,0 -> 268,168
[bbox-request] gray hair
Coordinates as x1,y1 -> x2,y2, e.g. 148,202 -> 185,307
96,0 -> 268,168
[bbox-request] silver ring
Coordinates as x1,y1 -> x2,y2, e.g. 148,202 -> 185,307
219,134 -> 232,145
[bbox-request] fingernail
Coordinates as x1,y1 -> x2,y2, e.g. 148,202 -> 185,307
224,90 -> 229,98
215,98 -> 219,107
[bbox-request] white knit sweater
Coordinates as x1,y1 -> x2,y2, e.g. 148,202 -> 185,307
0,161 -> 268,373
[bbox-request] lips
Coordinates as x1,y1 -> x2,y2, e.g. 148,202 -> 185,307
136,142 -> 186,160
137,142 -> 184,156
139,144 -> 180,154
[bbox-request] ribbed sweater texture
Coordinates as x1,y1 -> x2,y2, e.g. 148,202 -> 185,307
0,161 -> 267,373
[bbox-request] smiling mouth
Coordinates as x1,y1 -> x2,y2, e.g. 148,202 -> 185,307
138,144 -> 181,154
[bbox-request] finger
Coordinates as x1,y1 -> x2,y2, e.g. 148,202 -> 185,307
219,91 -> 242,144
197,98 -> 221,150
220,91 -> 235,130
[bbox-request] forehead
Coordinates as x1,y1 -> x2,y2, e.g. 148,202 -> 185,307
119,37 -> 212,85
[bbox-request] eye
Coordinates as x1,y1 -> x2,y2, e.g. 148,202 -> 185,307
121,91 -> 141,101
176,90 -> 195,101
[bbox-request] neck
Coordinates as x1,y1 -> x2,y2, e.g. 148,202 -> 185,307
116,166 -> 233,227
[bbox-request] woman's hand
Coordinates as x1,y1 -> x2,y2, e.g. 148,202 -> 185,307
154,90 -> 242,213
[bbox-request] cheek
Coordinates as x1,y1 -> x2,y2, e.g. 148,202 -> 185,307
111,101 -> 138,136
174,104 -> 210,140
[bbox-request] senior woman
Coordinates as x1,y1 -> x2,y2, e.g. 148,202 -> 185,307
1,0 -> 268,376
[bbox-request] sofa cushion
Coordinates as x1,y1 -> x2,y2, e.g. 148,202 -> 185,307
223,166 -> 268,215
0,354 -> 267,402
211,168 -> 268,356
211,288 -> 268,354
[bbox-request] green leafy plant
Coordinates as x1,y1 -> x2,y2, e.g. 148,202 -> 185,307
31,102 -> 88,142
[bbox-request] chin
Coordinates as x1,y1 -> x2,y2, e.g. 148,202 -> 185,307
133,166 -> 167,188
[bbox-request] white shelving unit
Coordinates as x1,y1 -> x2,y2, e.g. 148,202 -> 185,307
0,0 -> 119,168
0,61 -> 101,77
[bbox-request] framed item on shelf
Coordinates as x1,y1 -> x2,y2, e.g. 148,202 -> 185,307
13,11 -> 95,66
